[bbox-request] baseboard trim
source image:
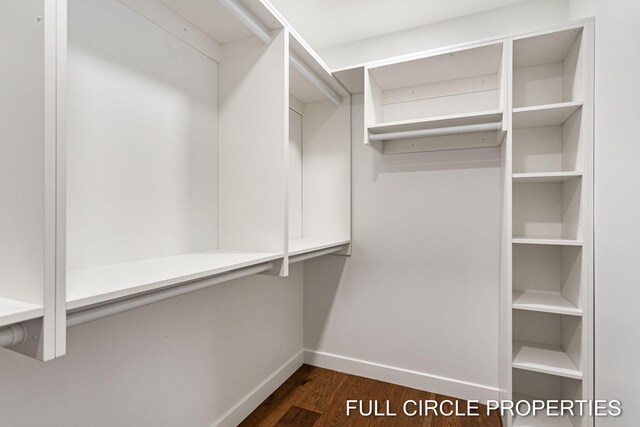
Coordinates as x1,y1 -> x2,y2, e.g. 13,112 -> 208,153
211,350 -> 304,427
304,349 -> 499,403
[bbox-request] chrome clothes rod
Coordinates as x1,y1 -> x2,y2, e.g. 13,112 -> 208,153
0,262 -> 272,348
218,0 -> 272,44
369,122 -> 502,141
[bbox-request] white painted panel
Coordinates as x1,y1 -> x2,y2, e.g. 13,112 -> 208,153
304,94 -> 501,395
288,109 -> 303,240
0,0 -> 45,306
67,0 -> 218,270
219,29 -> 287,254
302,98 -> 351,241
513,62 -> 563,108
513,126 -> 563,173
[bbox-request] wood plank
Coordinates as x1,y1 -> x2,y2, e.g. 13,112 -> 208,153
242,365 -> 501,426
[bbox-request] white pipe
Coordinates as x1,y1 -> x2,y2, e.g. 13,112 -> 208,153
289,246 -> 344,264
218,0 -> 272,44
290,52 -> 342,106
369,122 -> 502,141
67,262 -> 272,328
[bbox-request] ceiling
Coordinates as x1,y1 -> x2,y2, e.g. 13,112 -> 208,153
268,0 -> 528,49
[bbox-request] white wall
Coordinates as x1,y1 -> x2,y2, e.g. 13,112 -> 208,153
580,0 -> 640,424
304,94 -> 502,401
320,0 -> 572,69
0,266 -> 303,427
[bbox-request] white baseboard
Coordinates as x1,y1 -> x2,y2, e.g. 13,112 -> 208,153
304,349 -> 499,404
211,350 -> 304,427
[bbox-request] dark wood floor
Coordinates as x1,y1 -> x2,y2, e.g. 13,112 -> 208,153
240,365 -> 501,426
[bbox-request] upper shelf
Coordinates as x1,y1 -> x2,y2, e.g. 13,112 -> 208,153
0,297 -> 43,328
368,110 -> 505,154
67,250 -> 283,311
513,171 -> 583,184
513,101 -> 582,129
288,238 -> 350,257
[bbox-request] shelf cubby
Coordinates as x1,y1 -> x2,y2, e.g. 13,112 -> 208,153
513,244 -> 582,316
513,370 -> 582,426
288,34 -> 351,259
513,310 -> 582,379
513,28 -> 584,109
513,176 -> 582,241
364,42 -> 506,153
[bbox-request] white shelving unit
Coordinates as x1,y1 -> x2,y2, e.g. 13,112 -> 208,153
0,0 -> 353,360
288,34 -> 351,259
363,42 -> 507,154
507,22 -> 594,427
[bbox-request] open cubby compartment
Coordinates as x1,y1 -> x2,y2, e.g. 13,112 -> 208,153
287,34 -> 351,258
364,42 -> 506,154
513,245 -> 582,316
513,310 -> 582,380
513,108 -> 583,175
65,0 -> 288,311
513,27 -> 584,109
513,370 -> 583,427
0,0 -> 57,360
513,176 -> 582,242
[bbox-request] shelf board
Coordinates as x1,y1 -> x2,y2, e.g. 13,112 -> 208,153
0,297 -> 44,328
513,171 -> 583,184
67,250 -> 284,310
513,290 -> 582,316
288,238 -> 350,256
513,101 -> 583,129
513,340 -> 583,380
513,394 -> 575,427
368,110 -> 505,154
512,237 -> 583,246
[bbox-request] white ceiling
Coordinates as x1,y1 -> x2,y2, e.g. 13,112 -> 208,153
269,0 -> 528,49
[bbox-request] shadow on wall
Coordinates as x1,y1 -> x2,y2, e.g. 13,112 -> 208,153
303,255 -> 347,351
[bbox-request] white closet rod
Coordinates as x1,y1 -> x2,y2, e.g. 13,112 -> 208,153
290,52 -> 342,106
369,122 -> 502,141
218,0 -> 272,44
289,246 -> 344,264
0,262 -> 273,348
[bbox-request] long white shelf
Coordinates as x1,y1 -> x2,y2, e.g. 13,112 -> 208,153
513,101 -> 583,129
513,171 -> 583,184
513,395 -> 574,427
513,290 -> 582,316
368,110 -> 505,153
512,237 -> 583,246
288,238 -> 350,256
513,340 -> 582,380
0,297 -> 44,328
67,250 -> 283,310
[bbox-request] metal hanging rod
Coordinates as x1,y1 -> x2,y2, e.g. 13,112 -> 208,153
289,51 -> 342,106
218,0 -> 272,44
369,122 -> 503,141
289,245 -> 344,264
0,262 -> 272,348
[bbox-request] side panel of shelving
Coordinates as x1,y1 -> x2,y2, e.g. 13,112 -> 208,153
219,28 -> 288,274
0,0 -> 59,360
301,97 -> 351,246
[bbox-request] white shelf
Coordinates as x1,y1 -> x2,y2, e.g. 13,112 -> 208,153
368,110 -> 503,135
0,297 -> 44,328
67,250 -> 283,310
513,101 -> 583,129
288,238 -> 350,256
513,290 -> 582,316
513,340 -> 582,380
513,171 -> 583,184
513,237 -> 583,246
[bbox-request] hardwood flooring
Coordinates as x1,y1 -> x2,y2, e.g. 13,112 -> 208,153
240,365 -> 501,426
